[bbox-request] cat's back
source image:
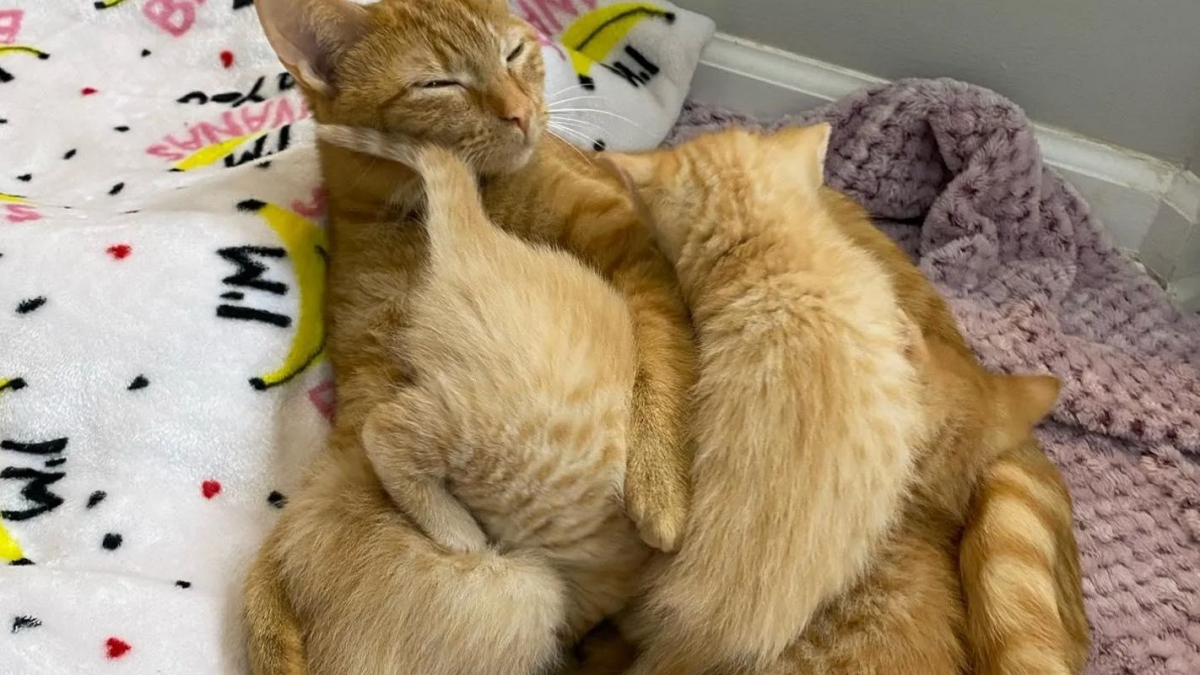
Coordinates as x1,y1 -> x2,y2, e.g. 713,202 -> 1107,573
413,224 -> 648,627
818,188 -> 971,355
408,224 -> 637,405
403,208 -> 639,538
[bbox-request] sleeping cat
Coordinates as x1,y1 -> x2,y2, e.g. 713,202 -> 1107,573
313,121 -> 1084,675
244,0 -> 1087,673
603,123 -> 931,673
325,130 -> 651,645
593,125 -> 1085,675
244,0 -> 696,673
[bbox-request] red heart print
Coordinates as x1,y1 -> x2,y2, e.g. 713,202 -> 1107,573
106,244 -> 131,260
81,87 -> 97,96
105,637 -> 131,659
201,480 -> 221,499
220,50 -> 234,68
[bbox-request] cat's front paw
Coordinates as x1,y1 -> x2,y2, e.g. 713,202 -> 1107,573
625,473 -> 688,553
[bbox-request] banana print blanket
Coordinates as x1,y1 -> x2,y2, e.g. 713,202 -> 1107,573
0,1 -> 711,672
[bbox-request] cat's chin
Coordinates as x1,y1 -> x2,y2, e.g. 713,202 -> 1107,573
479,134 -> 541,176
510,141 -> 538,169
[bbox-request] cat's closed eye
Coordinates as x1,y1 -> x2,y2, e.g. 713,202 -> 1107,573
419,79 -> 464,89
506,43 -> 524,63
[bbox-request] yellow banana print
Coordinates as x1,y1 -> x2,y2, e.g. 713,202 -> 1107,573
0,192 -> 29,204
92,0 -> 131,9
0,46 -> 50,59
0,522 -> 23,563
173,132 -> 266,172
560,2 -> 673,88
0,45 -> 50,83
0,377 -> 27,395
238,200 -> 327,391
0,377 -> 27,563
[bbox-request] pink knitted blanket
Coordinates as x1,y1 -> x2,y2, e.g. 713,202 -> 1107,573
671,79 -> 1200,675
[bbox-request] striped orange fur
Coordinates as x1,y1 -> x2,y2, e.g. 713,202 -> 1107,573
244,0 -> 1087,672
597,127 -> 1088,675
244,0 -> 696,673
961,441 -> 1090,675
826,191 -> 1090,675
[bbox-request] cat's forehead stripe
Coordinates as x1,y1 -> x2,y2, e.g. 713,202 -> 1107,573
382,1 -> 499,49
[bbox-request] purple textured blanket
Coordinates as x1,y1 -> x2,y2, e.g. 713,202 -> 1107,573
671,79 -> 1200,675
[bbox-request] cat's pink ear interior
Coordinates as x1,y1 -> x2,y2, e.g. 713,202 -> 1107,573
771,123 -> 833,188
255,0 -> 369,95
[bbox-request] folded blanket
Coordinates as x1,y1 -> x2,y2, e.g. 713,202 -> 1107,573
0,1 -> 709,672
672,81 -> 1200,675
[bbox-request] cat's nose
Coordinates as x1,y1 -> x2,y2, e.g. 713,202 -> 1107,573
503,106 -> 531,135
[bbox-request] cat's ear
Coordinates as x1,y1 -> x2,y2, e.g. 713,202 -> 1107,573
770,123 -> 833,189
255,0 -> 369,96
995,373 -> 1061,435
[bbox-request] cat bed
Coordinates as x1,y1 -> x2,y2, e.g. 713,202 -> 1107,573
0,1 -> 711,672
671,84 -> 1200,675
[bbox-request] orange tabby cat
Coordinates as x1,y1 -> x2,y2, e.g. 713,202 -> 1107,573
824,190 -> 1091,675
324,130 -> 651,640
595,125 -> 1086,675
244,0 -> 1086,673
602,124 -> 929,674
244,0 -> 695,674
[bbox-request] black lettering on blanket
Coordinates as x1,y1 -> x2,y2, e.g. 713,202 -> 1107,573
623,46 -> 660,81
1,468 -> 65,521
216,304 -> 292,328
228,76 -> 267,107
214,245 -> 294,328
0,439 -> 68,456
218,246 -> 288,295
176,73 -> 291,108
600,46 -> 662,88
1,437 -> 68,521
223,125 -> 293,169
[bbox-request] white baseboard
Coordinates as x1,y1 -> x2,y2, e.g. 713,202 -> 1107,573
689,33 -> 1200,309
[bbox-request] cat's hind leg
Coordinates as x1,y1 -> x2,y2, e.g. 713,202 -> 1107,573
362,388 -> 489,553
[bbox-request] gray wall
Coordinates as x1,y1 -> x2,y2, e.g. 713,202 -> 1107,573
677,0 -> 1200,166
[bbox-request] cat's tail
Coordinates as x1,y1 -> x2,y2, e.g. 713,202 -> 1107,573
960,439 -> 1090,675
315,124 -> 494,262
244,490 -> 570,675
243,530 -> 308,675
404,144 -> 500,264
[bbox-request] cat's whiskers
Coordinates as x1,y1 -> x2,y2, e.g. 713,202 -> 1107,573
549,114 -> 606,133
549,107 -> 650,134
548,121 -> 595,146
550,119 -> 605,140
547,123 -> 591,145
546,127 -> 593,166
545,82 -> 590,102
547,95 -> 606,108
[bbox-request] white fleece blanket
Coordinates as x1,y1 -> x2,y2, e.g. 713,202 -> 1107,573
0,1 -> 712,672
